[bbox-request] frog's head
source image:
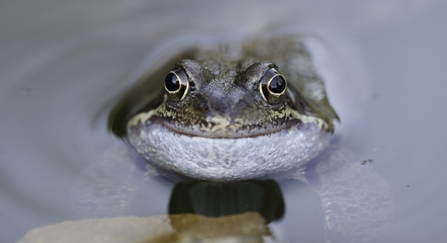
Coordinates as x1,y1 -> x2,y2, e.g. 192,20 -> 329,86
126,37 -> 339,181
129,58 -> 332,138
152,59 -> 295,138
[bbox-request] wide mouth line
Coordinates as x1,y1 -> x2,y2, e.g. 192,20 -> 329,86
146,116 -> 301,139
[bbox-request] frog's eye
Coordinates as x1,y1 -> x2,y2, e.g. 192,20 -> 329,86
259,68 -> 287,104
165,67 -> 189,101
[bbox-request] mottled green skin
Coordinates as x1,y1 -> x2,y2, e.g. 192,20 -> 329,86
129,36 -> 338,138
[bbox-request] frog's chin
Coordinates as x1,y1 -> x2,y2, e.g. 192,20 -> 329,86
127,120 -> 332,181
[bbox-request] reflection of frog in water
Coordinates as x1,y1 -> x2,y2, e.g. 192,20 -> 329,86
71,34 -> 393,243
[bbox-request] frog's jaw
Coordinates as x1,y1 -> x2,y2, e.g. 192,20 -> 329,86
127,121 -> 331,181
127,99 -> 333,139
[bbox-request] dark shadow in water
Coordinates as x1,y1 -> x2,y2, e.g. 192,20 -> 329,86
169,180 -> 284,223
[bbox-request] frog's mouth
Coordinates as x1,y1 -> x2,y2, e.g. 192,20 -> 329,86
143,116 -> 304,138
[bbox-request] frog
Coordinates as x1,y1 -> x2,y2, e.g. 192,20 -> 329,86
70,33 -> 394,243
125,36 -> 339,181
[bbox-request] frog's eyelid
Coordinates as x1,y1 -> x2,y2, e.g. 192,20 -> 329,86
244,62 -> 272,87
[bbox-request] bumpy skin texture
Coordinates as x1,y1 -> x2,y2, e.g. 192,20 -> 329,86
127,35 -> 339,181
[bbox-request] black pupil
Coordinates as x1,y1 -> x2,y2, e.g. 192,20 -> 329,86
269,76 -> 285,93
165,73 -> 180,91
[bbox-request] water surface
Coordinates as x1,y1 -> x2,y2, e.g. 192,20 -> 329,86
1,1 -> 446,242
